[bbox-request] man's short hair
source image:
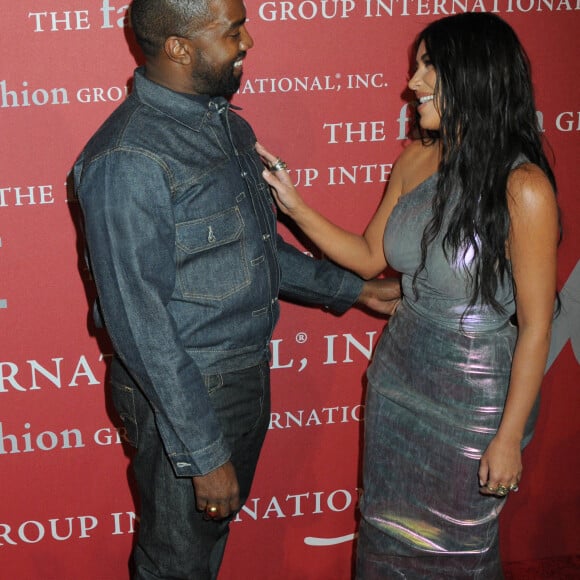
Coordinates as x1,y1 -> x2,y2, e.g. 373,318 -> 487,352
130,0 -> 213,57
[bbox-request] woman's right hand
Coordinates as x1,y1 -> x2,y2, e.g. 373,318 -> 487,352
256,142 -> 306,217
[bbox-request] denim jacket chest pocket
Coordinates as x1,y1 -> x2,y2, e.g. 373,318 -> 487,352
175,206 -> 250,300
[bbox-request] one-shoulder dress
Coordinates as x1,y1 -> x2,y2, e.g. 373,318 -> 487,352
357,173 -> 538,579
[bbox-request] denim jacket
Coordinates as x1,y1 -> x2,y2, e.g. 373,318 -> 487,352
74,68 -> 363,477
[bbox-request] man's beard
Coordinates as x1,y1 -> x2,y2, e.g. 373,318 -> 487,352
192,49 -> 243,97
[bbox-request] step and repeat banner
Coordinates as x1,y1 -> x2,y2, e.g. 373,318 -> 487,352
1,2 -> 579,578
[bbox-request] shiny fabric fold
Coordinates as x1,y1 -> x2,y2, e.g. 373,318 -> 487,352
359,302 -> 538,579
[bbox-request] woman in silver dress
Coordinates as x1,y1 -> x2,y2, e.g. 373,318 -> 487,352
258,13 -> 559,578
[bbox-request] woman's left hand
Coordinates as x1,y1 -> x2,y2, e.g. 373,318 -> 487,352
256,142 -> 306,216
478,434 -> 522,497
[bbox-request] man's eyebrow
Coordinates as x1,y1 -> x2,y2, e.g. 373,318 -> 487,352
228,16 -> 246,29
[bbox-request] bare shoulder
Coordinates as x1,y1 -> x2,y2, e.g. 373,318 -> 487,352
506,162 -> 558,284
507,163 -> 557,217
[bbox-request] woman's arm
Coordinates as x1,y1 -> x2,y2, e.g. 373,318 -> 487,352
479,163 -> 559,495
257,142 -> 405,279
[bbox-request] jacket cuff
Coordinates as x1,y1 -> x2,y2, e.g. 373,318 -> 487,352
168,435 -> 231,477
328,268 -> 364,314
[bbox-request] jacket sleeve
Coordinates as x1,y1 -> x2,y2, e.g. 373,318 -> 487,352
276,235 -> 364,313
75,149 -> 230,478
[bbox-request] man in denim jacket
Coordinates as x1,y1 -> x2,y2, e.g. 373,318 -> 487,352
74,0 -> 400,577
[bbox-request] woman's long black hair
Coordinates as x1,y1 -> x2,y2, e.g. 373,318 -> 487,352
413,13 -> 557,313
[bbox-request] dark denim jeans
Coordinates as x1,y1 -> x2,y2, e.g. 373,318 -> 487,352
110,358 -> 271,579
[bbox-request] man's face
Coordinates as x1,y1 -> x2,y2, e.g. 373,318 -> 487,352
189,0 -> 253,97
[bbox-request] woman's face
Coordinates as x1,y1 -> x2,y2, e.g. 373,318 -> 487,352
408,41 -> 440,131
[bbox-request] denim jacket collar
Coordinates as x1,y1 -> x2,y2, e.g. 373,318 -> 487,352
133,66 -> 231,132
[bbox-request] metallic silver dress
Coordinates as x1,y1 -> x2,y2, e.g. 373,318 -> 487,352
358,173 -> 538,579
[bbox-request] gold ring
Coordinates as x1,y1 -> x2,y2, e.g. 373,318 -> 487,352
496,485 -> 509,497
269,158 -> 287,172
486,485 -> 497,493
206,506 -> 218,517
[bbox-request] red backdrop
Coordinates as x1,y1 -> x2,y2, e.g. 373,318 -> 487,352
1,2 -> 578,578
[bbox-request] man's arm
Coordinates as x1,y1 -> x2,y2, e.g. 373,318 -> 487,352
357,277 -> 401,316
75,150 -> 230,478
277,236 -> 400,315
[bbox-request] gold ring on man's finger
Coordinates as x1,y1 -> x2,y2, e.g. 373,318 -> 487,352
206,506 -> 219,517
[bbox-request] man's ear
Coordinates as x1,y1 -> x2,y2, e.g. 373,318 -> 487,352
164,36 -> 193,65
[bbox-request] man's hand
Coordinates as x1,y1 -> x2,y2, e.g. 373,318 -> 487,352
192,461 -> 240,520
357,277 -> 401,316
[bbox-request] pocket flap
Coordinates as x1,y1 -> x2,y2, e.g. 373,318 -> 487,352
176,207 -> 243,254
